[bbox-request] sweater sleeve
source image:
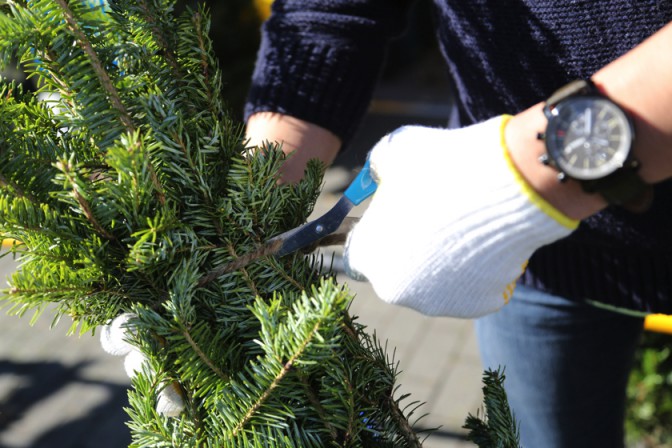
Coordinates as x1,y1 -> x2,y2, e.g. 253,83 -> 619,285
244,0 -> 414,146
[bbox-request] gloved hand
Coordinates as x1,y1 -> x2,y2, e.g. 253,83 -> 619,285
343,116 -> 579,318
100,313 -> 185,417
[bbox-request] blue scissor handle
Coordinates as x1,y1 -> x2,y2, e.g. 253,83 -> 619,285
343,159 -> 377,205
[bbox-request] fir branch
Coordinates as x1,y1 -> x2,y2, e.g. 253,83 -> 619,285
229,320 -> 322,439
56,159 -> 116,241
464,369 -> 521,448
53,0 -> 135,133
223,241 -> 260,297
230,360 -> 294,438
191,10 -> 215,110
265,255 -> 307,292
386,394 -> 423,448
0,171 -> 36,202
40,49 -> 77,110
298,371 -> 339,443
340,311 -> 424,446
7,285 -> 93,296
181,326 -> 229,382
51,1 -> 166,206
167,129 -> 223,235
125,130 -> 166,206
137,0 -> 182,78
0,4 -> 428,445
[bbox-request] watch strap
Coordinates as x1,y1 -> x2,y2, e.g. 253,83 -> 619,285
581,161 -> 654,212
544,79 -> 596,116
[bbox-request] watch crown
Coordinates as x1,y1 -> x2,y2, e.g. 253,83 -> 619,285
536,132 -> 546,141
539,154 -> 550,165
557,172 -> 568,182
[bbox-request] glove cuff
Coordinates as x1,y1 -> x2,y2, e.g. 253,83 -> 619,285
499,115 -> 578,231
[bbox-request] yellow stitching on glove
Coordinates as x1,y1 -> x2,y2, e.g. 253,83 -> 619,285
502,260 -> 529,304
499,115 -> 579,230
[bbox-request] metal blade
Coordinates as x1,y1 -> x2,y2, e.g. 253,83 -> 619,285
268,195 -> 356,256
197,197 -> 358,286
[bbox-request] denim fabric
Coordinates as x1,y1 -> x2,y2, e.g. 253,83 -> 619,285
476,285 -> 644,448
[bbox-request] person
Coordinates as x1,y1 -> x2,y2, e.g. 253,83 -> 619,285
244,1 -> 672,447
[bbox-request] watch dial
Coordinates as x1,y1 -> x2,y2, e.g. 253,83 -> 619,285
546,97 -> 633,180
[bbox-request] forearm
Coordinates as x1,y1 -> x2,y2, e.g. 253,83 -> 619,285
245,1 -> 413,148
506,21 -> 672,220
244,2 -> 416,183
245,112 -> 341,183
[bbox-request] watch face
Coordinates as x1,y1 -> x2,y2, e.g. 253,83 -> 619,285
545,96 -> 633,180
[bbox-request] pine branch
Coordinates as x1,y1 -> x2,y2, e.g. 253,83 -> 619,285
136,0 -> 182,78
181,326 -> 230,382
55,157 -> 116,240
229,319 -> 322,438
464,368 -> 521,448
53,0 -> 135,132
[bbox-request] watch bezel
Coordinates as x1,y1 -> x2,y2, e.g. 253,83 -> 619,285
544,95 -> 635,181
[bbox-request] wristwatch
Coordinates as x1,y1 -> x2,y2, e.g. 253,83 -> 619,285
537,79 -> 653,212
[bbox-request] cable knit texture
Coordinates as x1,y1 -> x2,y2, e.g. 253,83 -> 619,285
246,0 -> 672,313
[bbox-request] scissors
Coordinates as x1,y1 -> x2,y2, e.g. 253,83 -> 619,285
268,159 -> 378,256
197,160 -> 378,286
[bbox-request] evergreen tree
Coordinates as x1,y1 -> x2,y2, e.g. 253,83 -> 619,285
0,1 -> 425,445
0,1 -> 519,446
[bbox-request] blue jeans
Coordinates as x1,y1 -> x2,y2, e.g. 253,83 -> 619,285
476,285 -> 644,448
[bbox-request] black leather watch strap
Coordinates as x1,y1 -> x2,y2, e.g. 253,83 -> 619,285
581,161 -> 654,212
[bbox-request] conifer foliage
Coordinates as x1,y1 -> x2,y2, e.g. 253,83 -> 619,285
0,0 -> 429,446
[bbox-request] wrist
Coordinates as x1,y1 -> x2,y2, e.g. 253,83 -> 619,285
505,22 -> 672,219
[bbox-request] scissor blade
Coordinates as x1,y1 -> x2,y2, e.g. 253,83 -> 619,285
269,195 -> 356,257
270,159 -> 377,257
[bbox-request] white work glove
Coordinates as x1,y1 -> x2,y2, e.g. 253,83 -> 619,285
100,313 -> 185,417
343,115 -> 579,318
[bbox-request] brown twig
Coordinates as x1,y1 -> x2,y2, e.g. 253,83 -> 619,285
197,239 -> 283,288
197,217 -> 360,287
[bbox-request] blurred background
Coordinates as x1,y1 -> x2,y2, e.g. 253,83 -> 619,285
1,1 -> 672,447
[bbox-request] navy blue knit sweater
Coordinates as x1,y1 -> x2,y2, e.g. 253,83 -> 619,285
245,0 -> 672,313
